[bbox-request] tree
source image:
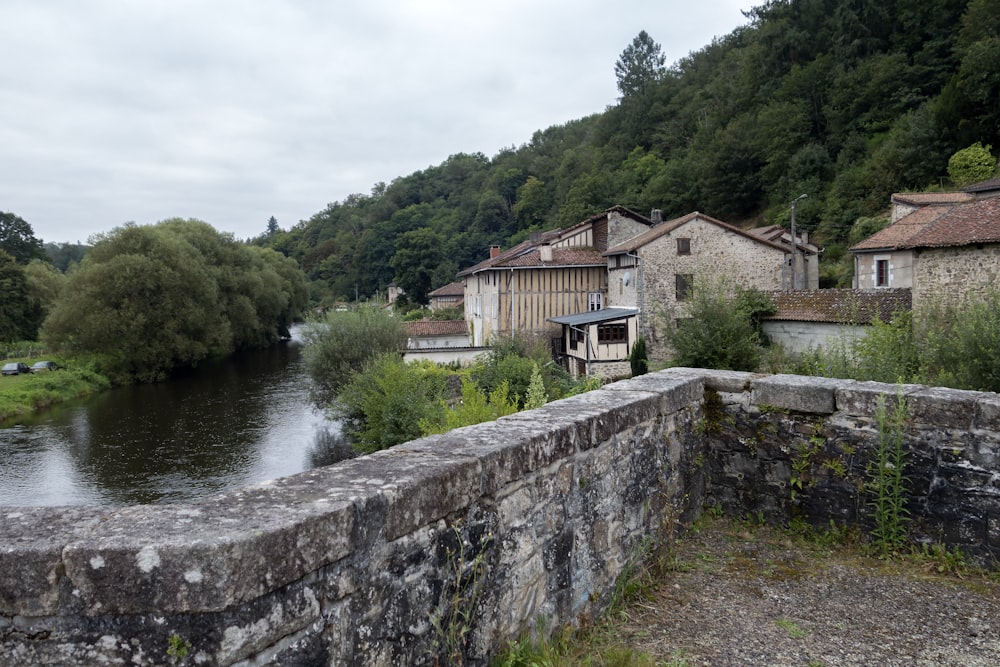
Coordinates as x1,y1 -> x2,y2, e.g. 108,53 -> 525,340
390,227 -> 446,305
0,212 -> 46,265
42,220 -> 307,382
629,336 -> 649,376
615,31 -> 666,100
0,250 -> 35,342
266,216 -> 280,236
301,304 -> 408,405
947,142 -> 996,187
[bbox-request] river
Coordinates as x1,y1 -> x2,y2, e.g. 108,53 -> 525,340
0,328 -> 351,507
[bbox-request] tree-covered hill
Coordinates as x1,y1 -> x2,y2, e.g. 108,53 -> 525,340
259,0 -> 999,303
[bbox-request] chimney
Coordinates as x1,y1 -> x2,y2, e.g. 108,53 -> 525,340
801,231 -> 809,245
651,209 -> 663,224
490,245 -> 501,258
539,244 -> 553,263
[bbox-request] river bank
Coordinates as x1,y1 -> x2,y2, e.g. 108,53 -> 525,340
0,357 -> 111,424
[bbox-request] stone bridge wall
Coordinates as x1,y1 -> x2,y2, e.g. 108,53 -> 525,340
1,370 -> 998,666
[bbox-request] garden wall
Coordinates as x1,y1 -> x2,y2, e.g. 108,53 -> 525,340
1,370 -> 998,665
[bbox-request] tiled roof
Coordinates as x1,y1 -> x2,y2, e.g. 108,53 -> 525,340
890,192 -> 974,207
428,281 -> 464,297
852,197 -> 1000,251
761,289 -> 912,324
503,247 -> 605,268
457,230 -> 563,277
604,212 -> 796,255
403,320 -> 469,336
963,177 -> 1000,194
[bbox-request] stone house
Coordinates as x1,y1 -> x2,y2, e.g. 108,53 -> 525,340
426,281 -> 464,312
457,207 -> 652,347
850,196 -> 1000,309
598,211 -> 816,361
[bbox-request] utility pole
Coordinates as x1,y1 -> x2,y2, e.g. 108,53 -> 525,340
790,194 -> 807,290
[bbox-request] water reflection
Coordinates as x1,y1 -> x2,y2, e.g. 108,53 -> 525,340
0,329 -> 350,506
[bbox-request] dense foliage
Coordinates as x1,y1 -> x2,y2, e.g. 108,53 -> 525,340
783,288 -> 1000,393
42,219 -> 308,383
305,328 -> 585,453
300,305 -> 409,405
256,0 -> 1000,302
660,276 -> 775,372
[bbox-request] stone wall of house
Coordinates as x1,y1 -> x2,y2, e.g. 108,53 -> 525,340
854,250 -> 915,290
3,370 -> 998,665
606,210 -> 653,249
761,320 -> 869,354
635,217 -> 787,360
911,243 -> 1000,311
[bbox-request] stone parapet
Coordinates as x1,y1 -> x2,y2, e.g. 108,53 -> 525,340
1,370 -> 998,665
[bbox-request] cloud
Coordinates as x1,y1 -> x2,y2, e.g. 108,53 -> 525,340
0,0 -> 749,243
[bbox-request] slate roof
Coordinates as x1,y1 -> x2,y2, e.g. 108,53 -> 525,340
604,211 -> 803,256
761,289 -> 912,324
548,308 -> 639,326
851,197 -> 1000,251
403,320 -> 469,337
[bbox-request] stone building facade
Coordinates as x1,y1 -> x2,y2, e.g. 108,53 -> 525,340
603,212 -> 811,360
852,196 -> 1000,310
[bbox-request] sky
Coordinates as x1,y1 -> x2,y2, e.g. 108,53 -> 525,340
2,1 -> 751,245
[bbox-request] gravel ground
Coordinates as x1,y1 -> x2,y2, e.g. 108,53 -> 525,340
618,519 -> 1000,667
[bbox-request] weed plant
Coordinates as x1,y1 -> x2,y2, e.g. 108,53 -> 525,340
868,390 -> 910,556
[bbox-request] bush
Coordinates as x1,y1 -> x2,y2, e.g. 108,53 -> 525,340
660,275 -> 768,372
302,304 -> 408,405
629,336 -> 648,376
334,355 -> 448,454
918,289 -> 1000,392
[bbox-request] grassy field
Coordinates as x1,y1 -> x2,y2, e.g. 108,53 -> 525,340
0,357 -> 111,423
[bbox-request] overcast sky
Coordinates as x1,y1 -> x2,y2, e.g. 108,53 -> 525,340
2,1 -> 751,244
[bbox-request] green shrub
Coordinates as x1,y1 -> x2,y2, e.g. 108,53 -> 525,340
628,336 -> 648,376
917,289 -> 1000,392
660,275 -> 767,372
302,304 -> 408,405
334,355 -> 448,454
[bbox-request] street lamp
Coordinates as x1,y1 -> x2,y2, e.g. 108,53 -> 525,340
790,194 -> 807,290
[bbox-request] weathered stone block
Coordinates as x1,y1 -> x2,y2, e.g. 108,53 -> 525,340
604,372 -> 703,414
974,393 -> 1000,431
908,386 -> 984,429
835,381 -> 925,417
662,367 -> 759,394
752,374 -> 850,414
0,506 -> 103,616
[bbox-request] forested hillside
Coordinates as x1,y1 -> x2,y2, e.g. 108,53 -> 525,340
258,0 -> 1000,304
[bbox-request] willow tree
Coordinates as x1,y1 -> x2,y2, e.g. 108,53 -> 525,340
42,220 -> 308,383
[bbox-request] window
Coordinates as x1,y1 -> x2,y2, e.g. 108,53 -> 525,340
472,295 -> 482,317
677,238 -> 691,255
588,292 -> 603,311
875,258 -> 889,287
597,323 -> 628,344
675,274 -> 693,301
570,326 -> 585,349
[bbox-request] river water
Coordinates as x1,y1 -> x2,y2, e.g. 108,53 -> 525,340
0,328 -> 351,507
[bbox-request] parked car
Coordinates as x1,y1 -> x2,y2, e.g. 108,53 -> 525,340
30,361 -> 60,373
1,362 -> 31,376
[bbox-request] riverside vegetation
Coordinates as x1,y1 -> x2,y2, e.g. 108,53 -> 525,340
302,304 -> 599,455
